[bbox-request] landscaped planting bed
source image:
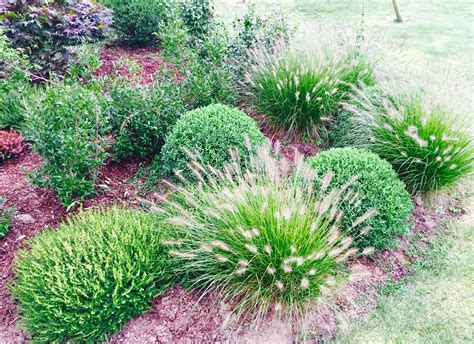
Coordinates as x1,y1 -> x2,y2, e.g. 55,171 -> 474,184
0,1 -> 472,342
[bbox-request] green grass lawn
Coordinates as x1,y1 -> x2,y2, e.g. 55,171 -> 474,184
215,0 -> 474,86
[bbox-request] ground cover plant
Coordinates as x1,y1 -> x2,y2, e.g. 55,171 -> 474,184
155,143 -> 376,323
159,104 -> 265,178
340,88 -> 474,195
0,197 -> 13,238
243,30 -> 376,139
12,207 -> 173,343
1,0 -> 112,75
307,147 -> 413,250
23,80 -> 109,206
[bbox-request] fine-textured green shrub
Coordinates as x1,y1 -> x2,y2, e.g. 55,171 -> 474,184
0,197 -> 13,238
106,77 -> 187,160
341,90 -> 474,195
23,81 -> 109,206
159,104 -> 265,178
244,38 -> 376,138
155,143 -> 374,322
2,0 -> 112,75
307,148 -> 413,250
179,0 -> 214,42
12,207 -> 173,342
103,0 -> 174,46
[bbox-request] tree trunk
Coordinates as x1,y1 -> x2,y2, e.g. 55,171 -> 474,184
392,0 -> 403,23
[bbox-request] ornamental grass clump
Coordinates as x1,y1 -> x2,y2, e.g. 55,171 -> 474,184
153,143 -> 376,323
342,88 -> 474,195
244,30 -> 376,139
12,207 -> 173,343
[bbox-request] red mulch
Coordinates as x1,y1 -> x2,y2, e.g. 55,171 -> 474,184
95,46 -> 182,85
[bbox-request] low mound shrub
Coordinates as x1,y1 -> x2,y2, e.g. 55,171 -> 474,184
341,90 -> 474,194
307,148 -> 413,250
106,77 -> 187,160
12,207 -> 173,342
23,81 -> 109,206
103,0 -> 174,46
2,0 -> 112,75
0,129 -> 25,161
244,31 -> 376,139
159,104 -> 265,178
0,198 -> 13,238
155,144 -> 374,322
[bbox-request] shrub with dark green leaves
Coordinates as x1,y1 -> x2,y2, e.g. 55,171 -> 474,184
179,0 -> 214,42
1,0 -> 112,75
23,80 -> 109,206
12,207 -> 173,342
307,148 -> 413,250
341,90 -> 474,195
103,0 -> 174,46
0,197 -> 13,238
245,40 -> 376,139
106,77 -> 187,160
159,104 -> 265,178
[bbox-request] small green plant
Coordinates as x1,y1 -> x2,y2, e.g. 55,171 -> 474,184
12,207 -> 173,342
103,0 -> 174,46
23,80 -> 109,206
106,76 -> 187,160
307,148 -> 413,250
341,89 -> 474,194
0,198 -> 13,238
244,35 -> 376,139
154,143 -> 375,323
159,104 -> 265,178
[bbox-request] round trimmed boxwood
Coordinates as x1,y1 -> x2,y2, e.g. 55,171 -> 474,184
306,148 -> 413,251
12,207 -> 173,343
160,104 -> 266,178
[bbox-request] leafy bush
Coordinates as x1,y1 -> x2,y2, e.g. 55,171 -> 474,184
179,0 -> 214,42
103,0 -> 174,46
0,30 -> 36,129
341,90 -> 474,194
0,128 -> 25,161
0,197 -> 13,238
12,207 -> 173,342
23,81 -> 109,206
159,104 -> 265,178
161,19 -> 236,109
306,148 -> 413,250
228,4 -> 294,82
106,77 -> 187,160
155,143 -> 374,322
1,0 -> 112,75
244,35 -> 376,139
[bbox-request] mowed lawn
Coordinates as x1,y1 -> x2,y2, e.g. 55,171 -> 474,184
216,1 -> 474,342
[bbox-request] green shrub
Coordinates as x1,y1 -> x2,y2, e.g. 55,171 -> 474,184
179,0 -> 214,42
341,90 -> 474,194
103,0 -> 174,46
307,148 -> 413,250
244,39 -> 376,139
106,77 -> 187,160
23,80 -> 109,206
155,143 -> 372,322
0,197 -> 13,238
159,104 -> 265,178
12,207 -> 173,342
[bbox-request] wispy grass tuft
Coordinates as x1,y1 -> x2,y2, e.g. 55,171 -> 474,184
150,141 -> 376,325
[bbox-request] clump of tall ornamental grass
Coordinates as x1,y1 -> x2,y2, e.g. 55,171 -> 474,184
153,143 -> 376,323
243,30 -> 376,139
341,88 -> 474,195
